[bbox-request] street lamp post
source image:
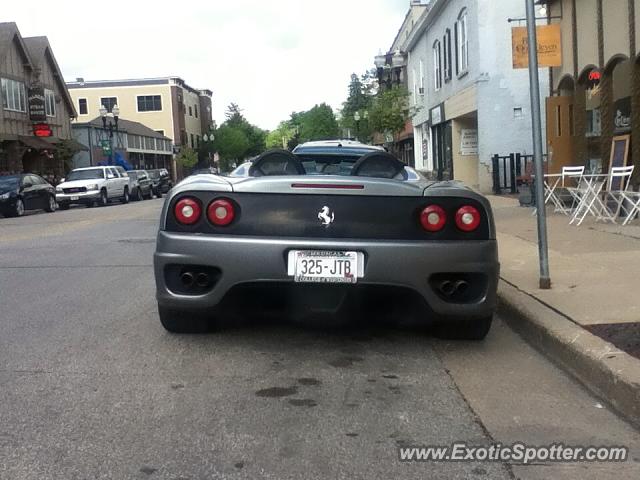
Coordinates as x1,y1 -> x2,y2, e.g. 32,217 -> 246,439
202,132 -> 216,170
99,104 -> 120,165
525,0 -> 551,289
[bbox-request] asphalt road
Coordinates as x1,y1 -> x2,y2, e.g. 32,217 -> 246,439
1,199 -> 639,480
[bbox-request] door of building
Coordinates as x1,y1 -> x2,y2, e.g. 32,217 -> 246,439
432,122 -> 453,180
546,95 -> 575,174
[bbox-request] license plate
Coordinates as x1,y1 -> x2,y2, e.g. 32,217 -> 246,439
288,250 -> 362,283
70,196 -> 79,201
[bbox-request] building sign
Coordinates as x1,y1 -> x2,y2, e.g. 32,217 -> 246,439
28,85 -> 47,122
430,104 -> 445,125
512,25 -> 562,69
33,123 -> 52,137
460,129 -> 478,155
614,97 -> 631,133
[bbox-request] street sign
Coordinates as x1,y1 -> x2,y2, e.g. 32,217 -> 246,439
100,140 -> 111,155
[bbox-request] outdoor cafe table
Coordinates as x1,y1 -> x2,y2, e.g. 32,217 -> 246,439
568,173 -> 609,225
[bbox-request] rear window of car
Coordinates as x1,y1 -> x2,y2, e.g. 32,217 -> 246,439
296,154 -> 360,176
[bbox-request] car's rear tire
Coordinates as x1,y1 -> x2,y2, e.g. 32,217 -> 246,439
158,306 -> 212,333
45,194 -> 56,213
434,316 -> 493,341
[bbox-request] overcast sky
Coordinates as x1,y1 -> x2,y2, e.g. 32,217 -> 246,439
6,0 -> 409,130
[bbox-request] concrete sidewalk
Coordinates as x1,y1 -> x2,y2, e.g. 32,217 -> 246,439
489,195 -> 640,427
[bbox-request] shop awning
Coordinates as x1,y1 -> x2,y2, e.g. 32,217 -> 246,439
18,135 -> 53,149
41,137 -> 89,151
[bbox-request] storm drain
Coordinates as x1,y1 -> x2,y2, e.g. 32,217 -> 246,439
583,322 -> 640,360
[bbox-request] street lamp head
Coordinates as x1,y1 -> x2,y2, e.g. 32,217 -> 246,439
202,134 -> 208,142
363,111 -> 369,119
539,5 -> 547,16
111,105 -> 120,117
392,49 -> 406,69
354,111 -> 361,121
99,105 -> 107,117
374,50 -> 387,69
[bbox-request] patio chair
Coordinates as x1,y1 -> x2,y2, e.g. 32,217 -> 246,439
621,185 -> 640,226
554,166 -> 585,214
596,165 -> 635,223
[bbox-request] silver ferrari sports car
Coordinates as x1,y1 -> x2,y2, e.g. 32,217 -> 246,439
154,140 -> 499,339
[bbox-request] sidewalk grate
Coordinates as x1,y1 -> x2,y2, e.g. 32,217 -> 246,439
583,323 -> 640,360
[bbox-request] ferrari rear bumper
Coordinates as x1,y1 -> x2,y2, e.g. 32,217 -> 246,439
154,231 -> 499,320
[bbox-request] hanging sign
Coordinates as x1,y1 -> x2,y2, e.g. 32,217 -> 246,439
28,86 -> 47,122
512,25 -> 562,69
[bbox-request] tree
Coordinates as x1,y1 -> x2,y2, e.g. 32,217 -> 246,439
222,102 -> 266,157
339,72 -> 376,142
176,147 -> 198,170
213,125 -> 249,172
266,121 -> 296,149
294,103 -> 340,142
369,86 -> 411,136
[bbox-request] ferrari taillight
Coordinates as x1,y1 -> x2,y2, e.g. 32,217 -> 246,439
207,198 -> 235,226
174,197 -> 201,225
455,205 -> 481,232
420,205 -> 447,232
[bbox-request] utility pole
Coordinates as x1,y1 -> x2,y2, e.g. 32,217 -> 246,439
525,0 -> 551,289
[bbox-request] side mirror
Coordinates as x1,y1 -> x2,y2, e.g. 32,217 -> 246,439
60,178 -> 65,183
107,174 -> 115,179
22,182 -> 33,189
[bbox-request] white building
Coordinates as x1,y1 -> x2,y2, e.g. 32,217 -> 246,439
404,0 -> 549,192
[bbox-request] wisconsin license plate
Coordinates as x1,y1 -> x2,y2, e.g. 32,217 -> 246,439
288,250 -> 362,283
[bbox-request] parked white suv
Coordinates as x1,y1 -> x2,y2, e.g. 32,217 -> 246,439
56,166 -> 131,209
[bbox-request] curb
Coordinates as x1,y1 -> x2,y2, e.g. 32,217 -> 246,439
497,279 -> 640,430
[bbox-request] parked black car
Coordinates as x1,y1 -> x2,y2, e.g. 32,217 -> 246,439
0,173 -> 57,217
147,169 -> 173,197
127,170 -> 153,200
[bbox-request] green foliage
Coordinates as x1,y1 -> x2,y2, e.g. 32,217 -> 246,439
222,103 -> 266,157
56,138 -> 83,174
266,121 -> 296,149
369,86 -> 411,135
176,147 -> 198,170
290,103 -> 340,143
212,124 -> 249,172
340,72 -> 376,142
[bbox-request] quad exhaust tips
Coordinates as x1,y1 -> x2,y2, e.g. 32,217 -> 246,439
437,279 -> 470,297
180,271 -> 211,288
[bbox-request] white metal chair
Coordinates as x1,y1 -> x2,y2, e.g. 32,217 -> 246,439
596,165 -> 635,223
621,188 -> 640,225
554,166 -> 585,214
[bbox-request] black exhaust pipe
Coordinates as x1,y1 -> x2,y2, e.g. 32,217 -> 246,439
196,272 -> 209,288
439,280 -> 456,296
454,280 -> 469,294
180,271 -> 195,287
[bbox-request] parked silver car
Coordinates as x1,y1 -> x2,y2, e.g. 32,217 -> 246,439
153,141 -> 499,339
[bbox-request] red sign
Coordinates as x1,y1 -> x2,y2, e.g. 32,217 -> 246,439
33,123 -> 52,137
588,70 -> 601,82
